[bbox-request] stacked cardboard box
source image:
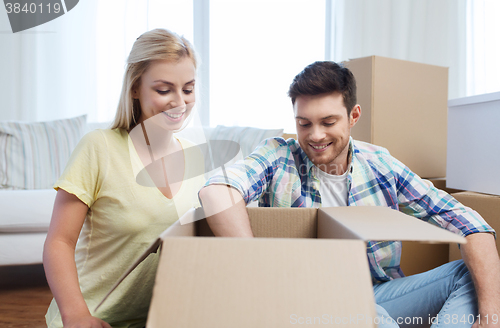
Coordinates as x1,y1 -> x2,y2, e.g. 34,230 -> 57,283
343,57 -> 480,275
344,56 -> 448,179
449,192 -> 500,261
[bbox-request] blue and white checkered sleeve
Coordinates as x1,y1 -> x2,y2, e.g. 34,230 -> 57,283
392,156 -> 494,237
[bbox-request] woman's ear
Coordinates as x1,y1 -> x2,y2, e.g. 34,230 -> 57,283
349,105 -> 361,128
131,81 -> 140,99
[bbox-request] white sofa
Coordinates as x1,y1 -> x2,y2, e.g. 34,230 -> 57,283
0,119 -> 283,266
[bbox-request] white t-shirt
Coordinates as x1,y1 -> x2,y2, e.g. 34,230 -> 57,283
315,165 -> 350,207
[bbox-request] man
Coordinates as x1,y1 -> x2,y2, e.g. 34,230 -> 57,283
199,61 -> 500,327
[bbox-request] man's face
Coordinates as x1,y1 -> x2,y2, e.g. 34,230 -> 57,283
294,92 -> 360,174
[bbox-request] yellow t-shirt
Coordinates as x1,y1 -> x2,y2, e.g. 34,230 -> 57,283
46,128 -> 205,328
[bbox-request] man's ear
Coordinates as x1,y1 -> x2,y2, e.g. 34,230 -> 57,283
349,105 -> 361,128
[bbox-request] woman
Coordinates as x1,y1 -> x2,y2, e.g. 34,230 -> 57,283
43,29 -> 205,328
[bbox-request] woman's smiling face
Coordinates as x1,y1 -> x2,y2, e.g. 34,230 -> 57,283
134,57 -> 196,129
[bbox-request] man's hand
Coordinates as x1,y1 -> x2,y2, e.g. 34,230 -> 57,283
461,233 -> 500,327
472,312 -> 500,328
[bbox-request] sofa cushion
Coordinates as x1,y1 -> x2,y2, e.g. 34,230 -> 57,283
0,189 -> 57,233
176,125 -> 283,179
0,232 -> 47,265
0,115 -> 86,189
210,125 -> 284,158
85,121 -> 111,133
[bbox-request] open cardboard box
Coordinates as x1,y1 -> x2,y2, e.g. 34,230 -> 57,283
99,206 -> 465,328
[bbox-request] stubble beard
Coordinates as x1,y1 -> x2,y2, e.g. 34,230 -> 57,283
304,137 -> 350,175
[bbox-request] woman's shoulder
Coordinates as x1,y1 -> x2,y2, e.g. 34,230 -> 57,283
79,128 -> 128,148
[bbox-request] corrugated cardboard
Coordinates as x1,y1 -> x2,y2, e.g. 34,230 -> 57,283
99,206 -> 465,328
200,206 -> 456,277
449,192 -> 500,262
281,133 -> 297,140
447,92 -> 500,195
150,238 -> 371,327
344,56 -> 448,178
396,179 -> 463,276
400,242 -> 450,276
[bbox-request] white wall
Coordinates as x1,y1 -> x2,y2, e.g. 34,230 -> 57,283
0,0 -> 98,122
329,0 -> 467,100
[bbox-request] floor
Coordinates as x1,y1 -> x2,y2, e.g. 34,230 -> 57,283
0,264 -> 52,328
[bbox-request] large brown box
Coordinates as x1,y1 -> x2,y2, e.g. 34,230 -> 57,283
99,206 -> 464,328
449,192 -> 500,262
344,56 -> 448,178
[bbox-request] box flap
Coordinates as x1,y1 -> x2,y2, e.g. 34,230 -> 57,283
95,236 -> 162,311
96,208 -> 198,311
318,206 -> 466,244
147,237 -> 376,328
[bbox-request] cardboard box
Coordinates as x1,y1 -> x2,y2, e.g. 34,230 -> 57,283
400,241 -> 450,277
281,133 -> 297,140
99,206 -> 465,328
427,178 -> 463,195
447,92 -> 500,195
344,56 -> 448,178
449,192 -> 500,262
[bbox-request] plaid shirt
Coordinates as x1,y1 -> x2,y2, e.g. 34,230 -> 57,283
206,137 -> 494,283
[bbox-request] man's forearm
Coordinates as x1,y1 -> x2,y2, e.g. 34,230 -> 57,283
461,232 -> 500,326
199,185 -> 254,237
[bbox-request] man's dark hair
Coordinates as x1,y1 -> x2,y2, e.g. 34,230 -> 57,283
288,61 -> 357,115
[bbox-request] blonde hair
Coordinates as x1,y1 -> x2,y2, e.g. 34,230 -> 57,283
111,29 -> 197,130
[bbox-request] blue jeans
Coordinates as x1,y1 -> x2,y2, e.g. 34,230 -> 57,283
373,260 -> 477,328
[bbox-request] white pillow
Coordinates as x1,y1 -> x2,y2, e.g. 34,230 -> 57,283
0,115 -> 86,189
210,125 -> 284,157
85,121 -> 112,133
174,125 -> 283,178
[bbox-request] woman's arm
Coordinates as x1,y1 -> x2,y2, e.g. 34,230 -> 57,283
43,189 -> 111,328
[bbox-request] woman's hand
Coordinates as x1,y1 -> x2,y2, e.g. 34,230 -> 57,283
63,315 -> 112,328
